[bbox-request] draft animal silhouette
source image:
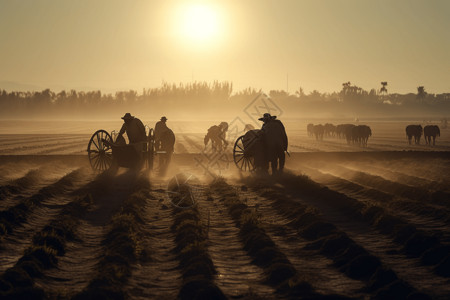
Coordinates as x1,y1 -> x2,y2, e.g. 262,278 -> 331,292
324,123 -> 336,137
351,125 -> 372,146
424,125 -> 440,146
313,124 -> 324,140
406,125 -> 423,145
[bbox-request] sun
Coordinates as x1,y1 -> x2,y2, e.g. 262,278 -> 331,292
177,4 -> 222,43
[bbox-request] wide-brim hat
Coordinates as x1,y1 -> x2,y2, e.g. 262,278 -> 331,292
258,113 -> 277,121
121,113 -> 134,120
161,116 -> 167,121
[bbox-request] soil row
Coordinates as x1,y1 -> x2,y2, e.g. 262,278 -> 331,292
170,195 -> 226,300
0,172 -> 101,299
210,178 -> 344,299
72,174 -> 151,299
0,169 -> 84,240
298,164 -> 450,242
283,170 -> 450,279
243,174 -> 431,299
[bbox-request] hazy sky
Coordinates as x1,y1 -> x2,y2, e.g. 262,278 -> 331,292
0,0 -> 449,94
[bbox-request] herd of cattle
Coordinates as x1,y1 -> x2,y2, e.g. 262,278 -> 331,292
307,123 -> 441,146
307,123 -> 372,146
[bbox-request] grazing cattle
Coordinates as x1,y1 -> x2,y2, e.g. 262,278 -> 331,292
313,124 -> 324,140
424,125 -> 440,146
342,124 -> 356,144
352,125 -> 372,146
406,125 -> 423,145
324,123 -> 336,137
307,123 -> 314,137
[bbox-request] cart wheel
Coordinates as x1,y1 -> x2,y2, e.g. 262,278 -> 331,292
87,130 -> 113,172
233,135 -> 256,172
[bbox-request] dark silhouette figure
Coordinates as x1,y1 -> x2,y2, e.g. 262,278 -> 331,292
424,125 -> 440,146
155,116 -> 169,151
118,113 -> 146,144
313,124 -> 324,140
242,129 -> 266,171
259,113 -> 288,174
406,125 -> 423,145
158,128 -> 175,175
204,122 -> 228,152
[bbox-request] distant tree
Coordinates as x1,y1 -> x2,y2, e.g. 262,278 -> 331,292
269,90 -> 289,99
380,82 -> 388,95
417,86 -> 427,103
295,87 -> 305,98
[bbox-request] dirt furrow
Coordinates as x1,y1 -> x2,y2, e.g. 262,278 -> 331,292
238,188 -> 368,298
0,140 -> 86,156
200,188 -> 277,298
0,172 -> 96,298
298,164 -> 450,243
124,189 -> 181,299
72,173 -> 151,299
0,135 -> 87,149
35,141 -> 87,155
343,161 -> 450,192
169,188 -> 226,299
0,169 -> 87,244
0,170 -> 42,211
210,179 -> 351,299
29,172 -> 116,297
253,173 -> 448,298
321,163 -> 450,208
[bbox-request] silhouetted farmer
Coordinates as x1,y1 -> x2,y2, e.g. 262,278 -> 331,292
204,122 -> 229,152
118,113 -> 146,144
155,116 -> 169,151
258,113 -> 288,174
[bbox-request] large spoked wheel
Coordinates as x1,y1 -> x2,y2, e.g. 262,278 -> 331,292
87,130 -> 113,172
233,135 -> 256,172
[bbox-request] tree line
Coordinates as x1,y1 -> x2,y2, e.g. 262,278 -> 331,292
0,81 -> 449,119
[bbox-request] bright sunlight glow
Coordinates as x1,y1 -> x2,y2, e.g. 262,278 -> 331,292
177,4 -> 221,43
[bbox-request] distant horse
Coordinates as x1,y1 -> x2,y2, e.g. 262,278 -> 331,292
406,125 -> 423,145
424,125 -> 440,146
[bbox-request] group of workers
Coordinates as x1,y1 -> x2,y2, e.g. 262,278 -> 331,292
117,112 -> 287,174
118,113 -> 170,150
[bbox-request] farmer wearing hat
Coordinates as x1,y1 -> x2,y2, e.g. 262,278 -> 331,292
118,113 -> 146,144
154,116 -> 169,151
258,113 -> 288,174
